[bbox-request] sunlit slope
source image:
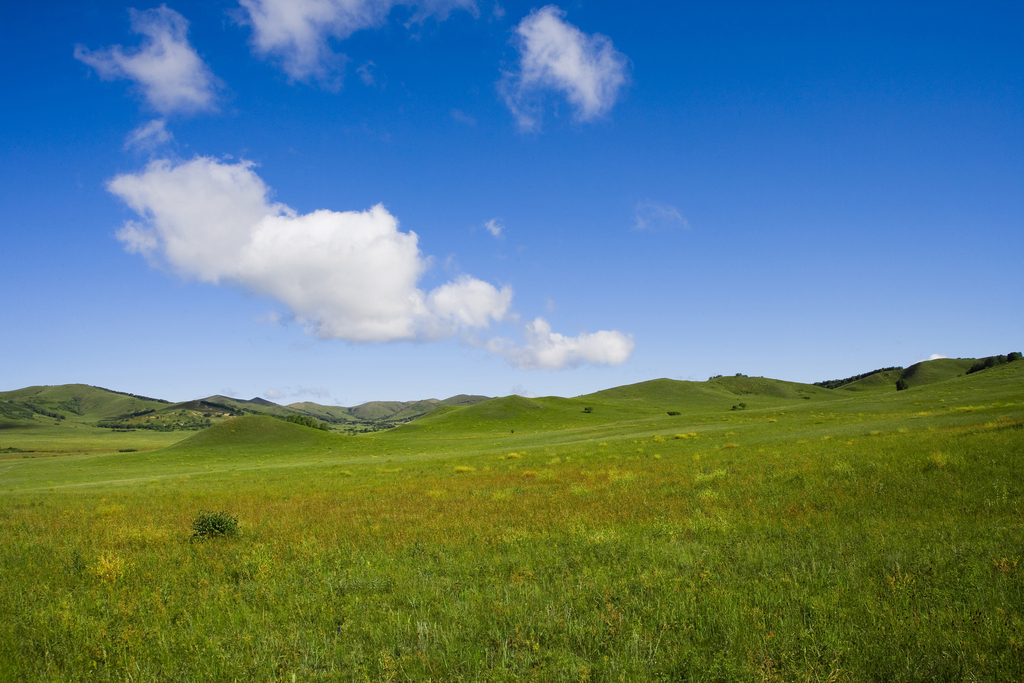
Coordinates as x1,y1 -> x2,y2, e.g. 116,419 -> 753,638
837,369 -> 904,391
4,359 -> 1022,493
587,376 -> 832,405
0,386 -> 186,453
394,377 -> 834,440
0,384 -> 168,422
900,358 -> 976,387
840,358 -> 977,392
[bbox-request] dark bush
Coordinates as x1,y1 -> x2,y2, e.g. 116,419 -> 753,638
967,355 -> 1009,375
814,366 -> 903,390
1008,352 -> 1022,363
191,510 -> 239,539
896,378 -> 909,391
286,414 -> 329,430
581,406 -> 593,413
667,411 -> 680,416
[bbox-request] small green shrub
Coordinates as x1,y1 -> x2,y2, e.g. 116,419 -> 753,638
667,411 -> 680,416
191,510 -> 239,539
582,406 -> 593,413
896,378 -> 909,391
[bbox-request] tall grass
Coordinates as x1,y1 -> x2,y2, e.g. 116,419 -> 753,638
2,366 -> 1023,680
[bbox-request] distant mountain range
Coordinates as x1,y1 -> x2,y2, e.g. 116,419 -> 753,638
0,384 -> 489,433
1,353 -> 1017,434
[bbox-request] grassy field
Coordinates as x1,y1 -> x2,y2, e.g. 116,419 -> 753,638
1,361 -> 1023,681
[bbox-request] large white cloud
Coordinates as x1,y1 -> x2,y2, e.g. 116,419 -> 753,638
501,5 -> 629,131
488,318 -> 635,370
108,156 -> 632,368
238,0 -> 477,85
108,156 -> 509,342
74,6 -> 220,114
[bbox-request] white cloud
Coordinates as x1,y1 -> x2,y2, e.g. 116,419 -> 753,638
633,200 -> 687,231
109,156 -> 632,369
108,156 -> 511,343
237,0 -> 477,85
74,6 -> 219,114
501,5 -> 628,131
488,317 -> 634,370
124,118 -> 173,150
484,218 -> 503,238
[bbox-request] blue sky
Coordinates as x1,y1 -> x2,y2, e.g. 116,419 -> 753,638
2,1 -> 1021,405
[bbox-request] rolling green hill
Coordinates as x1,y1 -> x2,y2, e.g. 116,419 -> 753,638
839,357 -> 980,392
899,357 -> 976,387
164,415 -> 343,457
836,368 -> 905,391
0,384 -> 169,422
1,354 -> 1017,453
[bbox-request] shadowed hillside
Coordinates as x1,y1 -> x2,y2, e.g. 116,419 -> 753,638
164,415 -> 342,457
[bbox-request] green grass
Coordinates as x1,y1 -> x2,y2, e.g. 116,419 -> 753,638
1,361 -> 1023,680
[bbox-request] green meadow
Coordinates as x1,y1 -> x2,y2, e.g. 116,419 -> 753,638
2,360 -> 1023,681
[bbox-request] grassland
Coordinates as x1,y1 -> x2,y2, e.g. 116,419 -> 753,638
1,360 -> 1023,681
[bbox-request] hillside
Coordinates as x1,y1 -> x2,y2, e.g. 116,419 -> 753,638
584,376 -> 830,407
837,368 -> 905,391
899,357 -> 977,388
290,394 -> 490,424
2,354 -> 1017,444
163,414 -> 342,457
839,357 -> 981,392
0,384 -> 169,423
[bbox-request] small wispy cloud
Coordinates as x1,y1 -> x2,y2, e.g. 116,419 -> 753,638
500,5 -> 629,131
356,61 -> 377,86
484,218 -> 504,239
237,0 -> 477,87
633,200 -> 688,231
255,311 -> 283,326
264,386 -> 333,402
75,6 -> 220,114
124,118 -> 173,150
450,108 -> 477,125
